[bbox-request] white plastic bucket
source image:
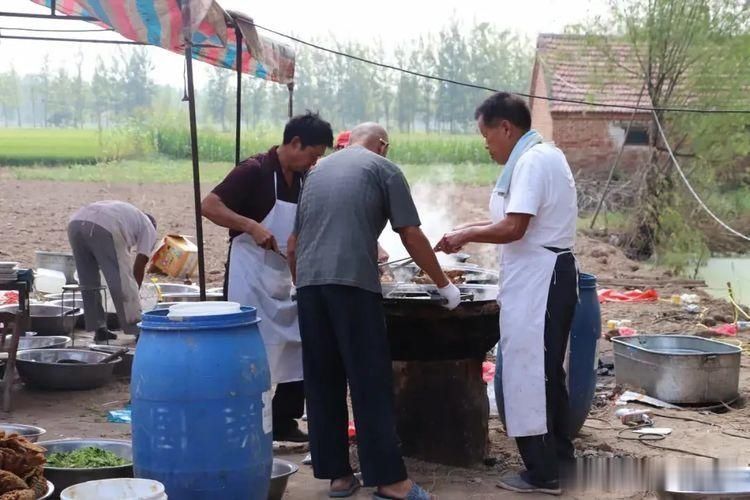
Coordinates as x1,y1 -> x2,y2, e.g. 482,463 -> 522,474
60,478 -> 167,500
34,268 -> 66,295
167,301 -> 241,319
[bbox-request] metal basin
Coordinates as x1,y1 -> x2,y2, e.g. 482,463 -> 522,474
0,304 -> 83,335
15,349 -> 120,390
613,335 -> 741,404
48,298 -> 85,329
4,335 -> 71,350
660,466 -> 750,499
45,295 -> 119,330
268,458 -> 299,500
0,423 -> 46,442
88,344 -> 134,378
40,480 -> 54,499
39,439 -> 133,496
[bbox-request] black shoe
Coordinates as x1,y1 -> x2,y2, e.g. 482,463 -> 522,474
273,426 -> 309,443
94,328 -> 118,342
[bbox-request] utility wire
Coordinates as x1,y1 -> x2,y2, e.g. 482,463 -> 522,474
251,22 -> 750,116
652,110 -> 750,242
0,26 -> 112,33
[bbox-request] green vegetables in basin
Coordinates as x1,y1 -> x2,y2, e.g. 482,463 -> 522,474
46,447 -> 130,468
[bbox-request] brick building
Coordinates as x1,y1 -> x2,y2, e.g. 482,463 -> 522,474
529,34 -> 653,175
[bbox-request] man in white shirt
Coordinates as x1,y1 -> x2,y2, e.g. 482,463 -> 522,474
437,92 -> 578,496
67,201 -> 158,342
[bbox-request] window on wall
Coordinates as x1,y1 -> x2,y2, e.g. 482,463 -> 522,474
625,125 -> 650,145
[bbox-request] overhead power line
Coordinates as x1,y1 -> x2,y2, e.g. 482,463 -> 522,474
652,110 -> 750,242
251,22 -> 750,116
0,26 -> 113,33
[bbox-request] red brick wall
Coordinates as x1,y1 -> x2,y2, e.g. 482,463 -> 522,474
551,113 -> 652,176
529,63 -> 554,140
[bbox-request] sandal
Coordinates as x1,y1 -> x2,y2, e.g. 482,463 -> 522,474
372,483 -> 434,500
329,476 -> 361,498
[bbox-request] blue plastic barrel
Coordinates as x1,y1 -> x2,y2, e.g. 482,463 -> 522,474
566,273 -> 602,436
493,272 -> 601,437
132,307 -> 272,499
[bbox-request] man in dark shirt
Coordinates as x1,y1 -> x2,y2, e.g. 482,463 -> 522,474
202,112 -> 333,443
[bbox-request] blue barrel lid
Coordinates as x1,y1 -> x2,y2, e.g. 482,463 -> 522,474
140,306 -> 260,331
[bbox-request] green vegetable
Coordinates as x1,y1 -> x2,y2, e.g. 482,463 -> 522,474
46,447 -> 129,468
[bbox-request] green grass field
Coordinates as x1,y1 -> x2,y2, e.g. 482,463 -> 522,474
7,157 -> 499,186
0,128 -> 105,165
0,126 -> 498,185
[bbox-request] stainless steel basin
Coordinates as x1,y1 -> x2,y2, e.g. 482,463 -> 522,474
268,458 -> 299,500
0,423 -> 46,442
4,335 -> 71,350
0,304 -> 83,335
15,349 -> 120,390
613,335 -> 741,404
39,439 -> 133,495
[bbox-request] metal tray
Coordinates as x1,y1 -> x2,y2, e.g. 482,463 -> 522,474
613,335 -> 741,404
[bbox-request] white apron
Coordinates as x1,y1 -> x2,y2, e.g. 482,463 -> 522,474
491,191 -> 569,437
227,172 -> 302,384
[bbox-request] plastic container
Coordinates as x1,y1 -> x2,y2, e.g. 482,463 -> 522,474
60,478 -> 166,500
132,307 -> 272,499
166,301 -> 241,318
566,273 -> 602,436
35,268 -> 66,295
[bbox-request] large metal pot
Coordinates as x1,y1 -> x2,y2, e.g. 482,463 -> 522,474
48,298 -> 85,329
39,439 -> 133,496
268,458 -> 299,500
15,349 -> 120,390
383,283 -> 499,361
0,304 -> 83,335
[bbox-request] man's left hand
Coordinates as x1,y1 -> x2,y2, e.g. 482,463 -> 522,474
435,230 -> 469,254
377,245 -> 390,264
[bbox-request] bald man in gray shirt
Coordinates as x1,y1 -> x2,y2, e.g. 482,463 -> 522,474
288,123 -> 459,500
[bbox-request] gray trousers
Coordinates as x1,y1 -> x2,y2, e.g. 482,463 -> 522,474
67,220 -> 141,335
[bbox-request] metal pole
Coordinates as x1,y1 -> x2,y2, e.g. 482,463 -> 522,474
235,25 -> 243,166
50,0 -> 56,16
589,83 -> 647,229
287,82 -> 294,119
182,1 -> 207,300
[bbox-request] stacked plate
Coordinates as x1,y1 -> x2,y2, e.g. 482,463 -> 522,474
0,262 -> 18,284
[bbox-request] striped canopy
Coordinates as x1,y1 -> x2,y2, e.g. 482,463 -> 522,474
30,0 -> 295,84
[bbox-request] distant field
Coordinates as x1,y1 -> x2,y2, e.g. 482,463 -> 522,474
0,128 -> 104,165
0,126 -> 494,167
5,158 -> 499,186
0,126 -> 498,185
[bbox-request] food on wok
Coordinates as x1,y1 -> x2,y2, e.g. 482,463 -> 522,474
412,269 -> 466,285
46,447 -> 128,469
0,432 -> 47,499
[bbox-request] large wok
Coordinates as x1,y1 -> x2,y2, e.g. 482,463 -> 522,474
382,283 -> 499,361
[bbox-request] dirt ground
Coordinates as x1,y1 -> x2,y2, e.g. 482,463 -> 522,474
1,177 -> 749,499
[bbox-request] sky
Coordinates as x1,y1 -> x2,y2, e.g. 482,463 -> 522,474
0,0 -> 608,87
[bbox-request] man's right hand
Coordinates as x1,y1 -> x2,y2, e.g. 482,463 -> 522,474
248,222 -> 279,252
